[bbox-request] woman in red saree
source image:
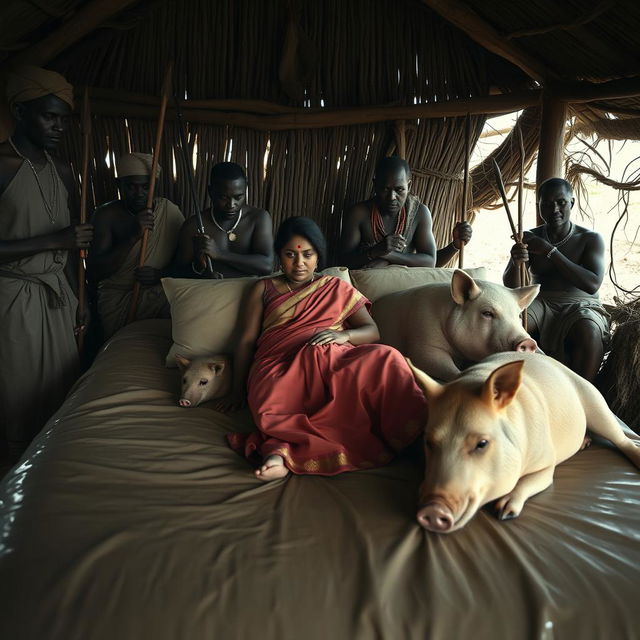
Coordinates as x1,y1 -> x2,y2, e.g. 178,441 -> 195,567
222,217 -> 426,481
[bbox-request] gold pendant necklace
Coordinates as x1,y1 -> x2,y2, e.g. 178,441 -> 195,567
210,208 -> 242,242
9,137 -> 59,224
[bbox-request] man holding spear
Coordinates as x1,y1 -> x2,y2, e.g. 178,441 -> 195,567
503,177 -> 609,382
339,156 -> 472,269
0,65 -> 93,459
88,152 -> 184,340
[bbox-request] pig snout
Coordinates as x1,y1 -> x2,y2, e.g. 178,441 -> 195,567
417,501 -> 455,532
514,337 -> 537,353
178,398 -> 192,407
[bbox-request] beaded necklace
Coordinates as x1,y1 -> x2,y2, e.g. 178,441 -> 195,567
9,137 -> 59,224
370,202 -> 407,243
543,222 -> 574,248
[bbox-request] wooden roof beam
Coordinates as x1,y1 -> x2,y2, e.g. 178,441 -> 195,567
559,76 -> 640,103
86,90 -> 542,130
419,0 -> 554,83
3,0 -> 139,68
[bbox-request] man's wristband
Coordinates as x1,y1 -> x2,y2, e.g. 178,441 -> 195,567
546,246 -> 558,259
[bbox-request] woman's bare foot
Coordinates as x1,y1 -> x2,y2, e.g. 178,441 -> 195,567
255,455 -> 289,482
580,434 -> 592,451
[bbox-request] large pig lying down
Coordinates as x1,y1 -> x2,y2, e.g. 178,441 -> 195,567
175,354 -> 231,407
372,269 -> 540,381
408,352 -> 640,533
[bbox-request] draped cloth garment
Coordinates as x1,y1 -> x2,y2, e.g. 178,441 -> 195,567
527,290 -> 610,363
0,160 -> 78,454
96,197 -> 183,339
227,276 -> 426,475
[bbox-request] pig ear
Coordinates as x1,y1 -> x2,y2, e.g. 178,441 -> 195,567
175,354 -> 191,371
513,284 -> 540,310
451,269 -> 482,305
406,358 -> 443,400
482,360 -> 524,410
208,361 -> 225,375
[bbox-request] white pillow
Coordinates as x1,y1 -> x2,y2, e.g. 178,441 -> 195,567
162,267 -> 352,367
349,265 -> 487,302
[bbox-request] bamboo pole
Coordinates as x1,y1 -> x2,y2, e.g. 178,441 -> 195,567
174,94 -> 213,276
127,63 -> 172,324
517,124 -> 529,330
458,113 -> 471,268
491,158 -> 518,238
77,87 -> 91,352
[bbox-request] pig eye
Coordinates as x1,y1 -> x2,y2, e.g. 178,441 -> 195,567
482,310 -> 495,318
475,439 -> 489,450
199,378 -> 208,386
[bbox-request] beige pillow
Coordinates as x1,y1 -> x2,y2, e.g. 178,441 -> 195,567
349,265 -> 487,302
162,267 -> 352,367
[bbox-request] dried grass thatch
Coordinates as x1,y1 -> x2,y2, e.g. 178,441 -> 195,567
52,0 -> 506,263
599,299 -> 640,433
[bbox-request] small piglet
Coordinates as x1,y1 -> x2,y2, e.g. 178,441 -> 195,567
408,352 -> 640,533
175,354 -> 231,408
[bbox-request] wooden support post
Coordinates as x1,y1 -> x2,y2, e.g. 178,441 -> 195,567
394,120 -> 407,159
535,89 -> 567,224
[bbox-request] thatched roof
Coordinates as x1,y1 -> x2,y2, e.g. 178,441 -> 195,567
1,0 -> 638,258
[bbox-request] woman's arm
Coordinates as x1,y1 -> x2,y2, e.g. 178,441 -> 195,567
308,304 -> 380,346
214,280 -> 265,411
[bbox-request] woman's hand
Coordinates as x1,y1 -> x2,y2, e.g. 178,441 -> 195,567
308,329 -> 350,346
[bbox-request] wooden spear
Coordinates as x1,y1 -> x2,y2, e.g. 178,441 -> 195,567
458,113 -> 471,268
77,86 -> 91,352
491,157 -> 518,239
516,123 -> 529,330
127,62 -> 173,324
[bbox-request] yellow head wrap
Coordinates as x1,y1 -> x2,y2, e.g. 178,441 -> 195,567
5,65 -> 74,108
116,152 -> 162,179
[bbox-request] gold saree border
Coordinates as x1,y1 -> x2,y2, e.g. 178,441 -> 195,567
262,275 -> 333,333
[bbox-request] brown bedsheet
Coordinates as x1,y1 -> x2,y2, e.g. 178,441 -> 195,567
0,320 -> 639,640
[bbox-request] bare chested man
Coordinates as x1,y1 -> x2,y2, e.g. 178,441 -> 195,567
88,153 -> 183,340
172,162 -> 273,278
0,66 -> 93,458
503,177 -> 609,382
339,156 -> 472,269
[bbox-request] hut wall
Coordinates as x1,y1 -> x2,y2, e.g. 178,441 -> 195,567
56,0 -> 491,261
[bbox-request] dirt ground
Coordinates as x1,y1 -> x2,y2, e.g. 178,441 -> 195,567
467,116 -> 640,304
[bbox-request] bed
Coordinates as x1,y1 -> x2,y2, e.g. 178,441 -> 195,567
1,272 -> 639,639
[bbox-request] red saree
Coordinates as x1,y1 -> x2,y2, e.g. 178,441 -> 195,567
227,275 -> 426,475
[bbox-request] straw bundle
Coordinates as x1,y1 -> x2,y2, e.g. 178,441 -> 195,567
598,299 -> 640,433
572,116 -> 640,141
470,106 -> 541,212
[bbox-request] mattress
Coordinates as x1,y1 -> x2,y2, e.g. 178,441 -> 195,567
0,319 -> 638,639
